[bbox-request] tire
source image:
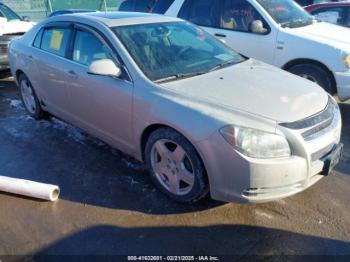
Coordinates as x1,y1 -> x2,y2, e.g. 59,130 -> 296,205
145,127 -> 209,203
18,73 -> 48,119
287,63 -> 335,94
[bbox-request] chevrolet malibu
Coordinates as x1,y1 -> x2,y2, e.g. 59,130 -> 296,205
9,12 -> 343,203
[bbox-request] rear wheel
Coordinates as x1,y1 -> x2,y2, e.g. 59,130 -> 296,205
18,74 -> 47,119
287,63 -> 335,94
145,128 -> 209,203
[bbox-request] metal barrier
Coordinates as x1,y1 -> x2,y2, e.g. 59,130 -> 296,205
0,0 -> 121,21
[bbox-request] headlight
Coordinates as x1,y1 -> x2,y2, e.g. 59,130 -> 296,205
344,54 -> 350,69
220,126 -> 291,159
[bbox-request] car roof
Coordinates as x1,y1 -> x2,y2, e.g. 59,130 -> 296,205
62,11 -> 182,27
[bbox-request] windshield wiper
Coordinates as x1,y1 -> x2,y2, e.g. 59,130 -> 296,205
280,18 -> 313,28
208,59 -> 238,73
154,71 -> 206,83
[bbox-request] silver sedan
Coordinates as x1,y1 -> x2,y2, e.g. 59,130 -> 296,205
9,12 -> 342,203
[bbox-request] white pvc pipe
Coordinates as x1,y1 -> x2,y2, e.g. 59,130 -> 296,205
0,176 -> 60,201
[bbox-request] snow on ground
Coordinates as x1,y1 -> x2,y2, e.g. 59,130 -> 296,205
50,118 -> 86,143
3,98 -> 23,109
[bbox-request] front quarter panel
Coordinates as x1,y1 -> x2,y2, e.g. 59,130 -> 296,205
132,78 -> 277,162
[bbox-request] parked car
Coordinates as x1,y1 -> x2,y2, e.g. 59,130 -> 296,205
48,9 -> 97,18
118,0 -> 175,13
9,12 -> 342,203
305,2 -> 350,27
164,0 -> 350,101
0,2 -> 34,77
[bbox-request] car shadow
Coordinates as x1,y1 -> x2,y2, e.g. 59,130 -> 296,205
32,225 -> 350,258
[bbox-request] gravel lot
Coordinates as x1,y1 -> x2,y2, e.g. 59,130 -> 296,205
0,78 -> 349,258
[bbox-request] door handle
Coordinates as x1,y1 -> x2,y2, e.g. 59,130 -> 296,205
64,70 -> 78,79
214,33 -> 226,38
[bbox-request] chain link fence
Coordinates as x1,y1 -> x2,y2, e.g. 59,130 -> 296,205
0,0 -> 121,21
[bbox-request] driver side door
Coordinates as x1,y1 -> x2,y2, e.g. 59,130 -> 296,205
64,25 -> 134,153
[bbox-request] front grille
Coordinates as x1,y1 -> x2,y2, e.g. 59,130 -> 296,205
280,98 -> 336,140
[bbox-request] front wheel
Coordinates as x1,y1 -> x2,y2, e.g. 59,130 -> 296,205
145,128 -> 209,203
287,63 -> 335,94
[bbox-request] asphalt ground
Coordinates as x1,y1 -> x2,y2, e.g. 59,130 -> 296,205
0,78 -> 349,259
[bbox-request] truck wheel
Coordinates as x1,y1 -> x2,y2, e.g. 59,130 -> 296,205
288,63 -> 335,94
18,74 -> 48,119
145,128 -> 209,203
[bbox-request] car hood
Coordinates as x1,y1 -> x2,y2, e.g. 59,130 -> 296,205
0,20 -> 35,36
160,60 -> 329,123
285,22 -> 350,52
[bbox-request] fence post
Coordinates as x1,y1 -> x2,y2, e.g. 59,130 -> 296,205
103,0 -> 108,12
47,0 -> 53,14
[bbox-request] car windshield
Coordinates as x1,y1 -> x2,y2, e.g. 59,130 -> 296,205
257,0 -> 315,28
0,4 -> 21,21
113,22 -> 245,82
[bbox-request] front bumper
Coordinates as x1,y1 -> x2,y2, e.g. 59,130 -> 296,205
334,71 -> 350,101
196,101 -> 342,203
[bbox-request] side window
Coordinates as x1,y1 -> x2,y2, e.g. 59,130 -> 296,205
33,28 -> 43,48
72,30 -> 113,66
179,0 -> 221,28
41,27 -> 71,57
220,0 -> 268,33
311,6 -> 347,25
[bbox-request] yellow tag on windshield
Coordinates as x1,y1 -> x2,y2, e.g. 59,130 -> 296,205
50,30 -> 63,51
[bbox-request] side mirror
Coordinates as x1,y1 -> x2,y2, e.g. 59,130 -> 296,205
249,20 -> 268,34
87,59 -> 121,78
22,16 -> 31,22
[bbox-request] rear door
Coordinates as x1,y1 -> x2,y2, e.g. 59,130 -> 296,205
30,23 -> 73,118
63,24 -> 134,152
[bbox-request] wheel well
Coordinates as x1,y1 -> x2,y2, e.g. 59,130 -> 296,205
140,123 -> 210,191
140,124 -> 171,161
282,58 -> 337,93
15,69 -> 25,83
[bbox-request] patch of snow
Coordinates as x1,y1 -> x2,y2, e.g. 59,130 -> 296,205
10,99 -> 22,108
122,158 -> 144,170
50,118 -> 86,143
3,98 -> 23,109
4,126 -> 31,139
255,210 -> 273,220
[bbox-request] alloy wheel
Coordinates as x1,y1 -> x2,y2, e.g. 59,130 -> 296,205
150,139 -> 195,196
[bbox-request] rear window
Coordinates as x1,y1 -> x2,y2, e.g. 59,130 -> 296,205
152,0 -> 175,14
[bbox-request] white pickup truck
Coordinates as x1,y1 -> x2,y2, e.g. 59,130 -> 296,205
0,2 -> 34,76
165,0 -> 350,100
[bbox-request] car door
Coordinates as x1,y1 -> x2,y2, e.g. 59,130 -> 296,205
178,0 -> 277,65
30,24 -> 73,118
64,25 -> 134,152
310,5 -> 349,26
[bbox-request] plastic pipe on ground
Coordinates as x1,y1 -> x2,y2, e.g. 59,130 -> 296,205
0,176 -> 60,201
